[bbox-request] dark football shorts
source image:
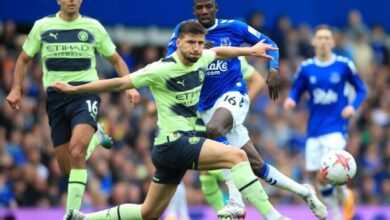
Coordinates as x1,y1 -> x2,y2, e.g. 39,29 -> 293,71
46,82 -> 100,147
151,131 -> 206,184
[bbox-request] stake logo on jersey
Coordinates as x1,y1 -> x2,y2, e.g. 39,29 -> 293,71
166,19 -> 279,112
289,54 -> 367,137
313,88 -> 338,105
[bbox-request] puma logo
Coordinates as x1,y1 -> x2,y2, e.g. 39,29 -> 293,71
176,80 -> 185,87
49,33 -> 58,40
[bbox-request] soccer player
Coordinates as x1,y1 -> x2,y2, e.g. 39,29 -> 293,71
284,25 -> 367,220
5,0 -> 139,218
163,57 -> 264,220
166,0 -> 327,219
57,20 -> 291,220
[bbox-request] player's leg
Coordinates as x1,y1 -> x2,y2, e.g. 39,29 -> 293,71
85,123 -> 113,160
68,182 -> 178,220
198,139 -> 287,220
195,117 -> 225,212
202,92 -> 246,214
241,140 -> 327,219
67,123 -> 95,213
65,94 -> 102,214
199,170 -> 225,212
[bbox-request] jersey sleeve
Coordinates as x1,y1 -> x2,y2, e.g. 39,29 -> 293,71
239,56 -> 255,80
345,60 -> 367,109
165,23 -> 180,57
130,62 -> 163,88
201,49 -> 216,66
234,21 -> 279,70
22,21 -> 42,57
95,22 -> 116,57
289,65 -> 307,102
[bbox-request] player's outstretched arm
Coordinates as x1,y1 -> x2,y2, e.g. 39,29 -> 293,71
106,52 -> 141,105
212,39 -> 278,60
6,51 -> 32,110
51,75 -> 134,94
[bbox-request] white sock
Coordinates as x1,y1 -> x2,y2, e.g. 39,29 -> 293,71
260,163 -> 309,197
320,184 -> 342,220
224,169 -> 245,207
336,185 -> 348,201
264,207 -> 283,220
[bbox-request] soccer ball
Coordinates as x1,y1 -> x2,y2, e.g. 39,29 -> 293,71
320,150 -> 357,185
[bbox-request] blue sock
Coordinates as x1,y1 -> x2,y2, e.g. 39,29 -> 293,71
259,163 -> 270,179
215,136 -> 230,145
320,185 -> 334,197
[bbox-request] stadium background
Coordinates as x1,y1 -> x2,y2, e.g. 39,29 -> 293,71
0,0 -> 390,219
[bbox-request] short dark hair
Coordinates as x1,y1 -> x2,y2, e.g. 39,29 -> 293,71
178,20 -> 207,38
314,24 -> 334,35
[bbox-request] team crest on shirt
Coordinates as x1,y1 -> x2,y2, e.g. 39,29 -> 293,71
189,137 -> 200,144
220,37 -> 231,46
78,31 -> 89,41
330,72 -> 341,84
310,76 -> 317,84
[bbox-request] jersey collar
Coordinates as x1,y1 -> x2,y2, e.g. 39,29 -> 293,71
56,11 -> 81,23
314,54 -> 336,67
207,19 -> 219,31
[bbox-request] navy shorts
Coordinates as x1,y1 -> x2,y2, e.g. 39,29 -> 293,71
151,132 -> 206,184
46,84 -> 100,147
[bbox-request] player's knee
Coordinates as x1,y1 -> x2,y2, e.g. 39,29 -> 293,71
68,143 -> 86,161
228,148 -> 248,166
206,122 -> 225,139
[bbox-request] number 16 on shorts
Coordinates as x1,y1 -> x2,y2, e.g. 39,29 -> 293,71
86,100 -> 98,120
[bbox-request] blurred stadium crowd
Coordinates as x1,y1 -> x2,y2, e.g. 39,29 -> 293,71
0,10 -> 390,209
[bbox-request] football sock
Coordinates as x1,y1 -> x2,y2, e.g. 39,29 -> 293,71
214,136 -> 245,207
232,161 -> 281,220
66,169 -> 87,212
320,184 -> 342,220
259,163 -> 309,197
85,134 -> 100,161
87,204 -> 142,220
199,174 -> 224,211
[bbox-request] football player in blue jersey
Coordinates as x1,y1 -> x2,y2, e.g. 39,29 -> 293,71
284,25 -> 367,220
166,0 -> 327,219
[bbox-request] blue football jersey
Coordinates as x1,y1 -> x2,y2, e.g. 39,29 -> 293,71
166,19 -> 279,112
289,54 -> 367,137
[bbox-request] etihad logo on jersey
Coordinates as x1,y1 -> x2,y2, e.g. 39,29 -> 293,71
313,88 -> 338,105
46,44 -> 92,52
206,60 -> 228,75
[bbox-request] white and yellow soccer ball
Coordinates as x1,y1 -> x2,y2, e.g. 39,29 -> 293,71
320,150 -> 357,185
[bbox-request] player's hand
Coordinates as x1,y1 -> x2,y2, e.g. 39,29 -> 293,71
266,68 -> 280,101
283,97 -> 296,112
6,89 -> 22,110
125,89 -> 140,105
341,105 -> 355,119
51,81 -> 77,94
251,39 -> 278,60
